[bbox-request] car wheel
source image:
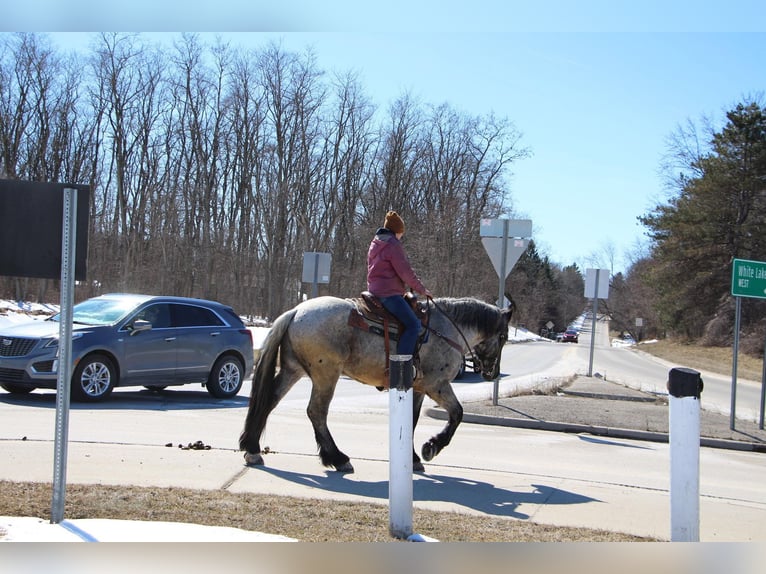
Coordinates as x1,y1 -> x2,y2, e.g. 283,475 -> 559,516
1,383 -> 34,395
206,355 -> 244,398
71,354 -> 116,402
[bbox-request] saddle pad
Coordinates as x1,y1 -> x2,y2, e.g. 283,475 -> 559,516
347,307 -> 400,339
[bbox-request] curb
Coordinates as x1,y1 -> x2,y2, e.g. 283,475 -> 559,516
425,408 -> 766,453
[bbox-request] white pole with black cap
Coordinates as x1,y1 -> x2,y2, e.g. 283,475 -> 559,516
388,354 -> 414,539
667,366 -> 703,542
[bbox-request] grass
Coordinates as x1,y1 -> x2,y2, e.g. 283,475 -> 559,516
637,339 -> 763,382
0,481 -> 654,542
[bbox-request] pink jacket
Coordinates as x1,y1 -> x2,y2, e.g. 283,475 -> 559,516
367,229 -> 427,298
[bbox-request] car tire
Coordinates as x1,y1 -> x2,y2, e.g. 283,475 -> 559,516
71,354 -> 116,402
1,383 -> 35,395
206,355 -> 244,399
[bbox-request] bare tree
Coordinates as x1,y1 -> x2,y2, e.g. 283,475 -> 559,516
1,33 -> 537,325
88,33 -> 165,290
256,43 -> 326,318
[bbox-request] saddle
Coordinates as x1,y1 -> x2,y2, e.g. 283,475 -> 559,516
347,291 -> 429,383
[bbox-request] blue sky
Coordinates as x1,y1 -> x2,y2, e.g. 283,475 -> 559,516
5,2 -> 766,274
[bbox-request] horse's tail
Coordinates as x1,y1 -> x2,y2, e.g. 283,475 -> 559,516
239,308 -> 298,453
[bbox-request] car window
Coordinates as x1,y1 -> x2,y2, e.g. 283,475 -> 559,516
59,297 -> 142,325
171,304 -> 225,328
133,303 -> 172,328
218,306 -> 244,327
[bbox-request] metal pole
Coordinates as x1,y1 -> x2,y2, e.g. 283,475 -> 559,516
730,296 -> 741,430
668,367 -> 703,542
497,219 -> 509,309
587,269 -> 600,377
493,220 -> 509,406
760,335 -> 765,430
51,187 -> 77,524
311,252 -> 319,298
388,354 -> 413,539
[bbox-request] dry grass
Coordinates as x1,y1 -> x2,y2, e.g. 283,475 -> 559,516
0,480 -> 653,542
638,339 -> 763,381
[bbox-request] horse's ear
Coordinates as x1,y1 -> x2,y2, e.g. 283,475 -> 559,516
504,292 -> 515,317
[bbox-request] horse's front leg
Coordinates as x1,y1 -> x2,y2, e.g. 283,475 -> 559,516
411,390 -> 426,472
421,383 -> 463,462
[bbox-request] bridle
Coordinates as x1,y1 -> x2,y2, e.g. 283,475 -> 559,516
425,296 -> 486,374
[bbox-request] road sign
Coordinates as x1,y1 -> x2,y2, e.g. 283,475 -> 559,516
731,258 -> 766,299
302,252 -> 332,298
479,218 -> 532,406
302,252 -> 331,284
481,236 -> 528,279
584,268 -> 610,299
480,218 -> 531,280
480,218 -> 532,238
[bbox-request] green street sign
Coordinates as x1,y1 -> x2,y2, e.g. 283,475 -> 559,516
731,258 -> 766,299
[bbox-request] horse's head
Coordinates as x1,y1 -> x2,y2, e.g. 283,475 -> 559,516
473,304 -> 513,380
429,296 -> 514,381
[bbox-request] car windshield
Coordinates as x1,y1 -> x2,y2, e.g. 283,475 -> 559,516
49,298 -> 141,326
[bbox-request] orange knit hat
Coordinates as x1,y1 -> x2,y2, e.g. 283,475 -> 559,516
384,211 -> 405,234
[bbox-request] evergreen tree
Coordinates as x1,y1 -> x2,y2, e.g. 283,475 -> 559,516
641,101 -> 766,342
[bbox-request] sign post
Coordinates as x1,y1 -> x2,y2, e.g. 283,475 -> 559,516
730,259 -> 766,429
0,180 -> 90,526
51,187 -> 78,524
480,218 -> 531,404
302,252 -> 331,298
585,268 -> 610,377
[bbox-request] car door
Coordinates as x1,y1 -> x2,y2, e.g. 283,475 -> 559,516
120,303 -> 178,386
171,303 -> 226,384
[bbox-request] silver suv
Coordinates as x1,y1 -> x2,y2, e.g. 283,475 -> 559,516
0,293 -> 254,402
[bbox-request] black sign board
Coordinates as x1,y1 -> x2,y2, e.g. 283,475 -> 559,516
0,179 -> 90,280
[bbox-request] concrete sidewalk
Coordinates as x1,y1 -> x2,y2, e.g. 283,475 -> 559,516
2,376 -> 765,543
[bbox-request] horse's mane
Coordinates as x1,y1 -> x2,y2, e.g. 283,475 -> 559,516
431,297 -> 503,335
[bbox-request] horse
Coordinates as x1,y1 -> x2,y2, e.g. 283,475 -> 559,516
239,295 -> 513,473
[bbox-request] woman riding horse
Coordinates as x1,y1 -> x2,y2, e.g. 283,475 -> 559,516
367,210 -> 432,374
239,294 -> 513,473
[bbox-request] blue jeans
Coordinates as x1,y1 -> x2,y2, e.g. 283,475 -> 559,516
380,295 -> 421,356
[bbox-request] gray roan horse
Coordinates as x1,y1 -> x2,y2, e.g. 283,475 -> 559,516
239,295 -> 513,473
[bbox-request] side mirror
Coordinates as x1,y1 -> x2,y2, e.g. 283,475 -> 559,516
130,319 -> 153,336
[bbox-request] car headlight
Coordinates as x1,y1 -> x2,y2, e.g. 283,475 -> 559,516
44,332 -> 85,349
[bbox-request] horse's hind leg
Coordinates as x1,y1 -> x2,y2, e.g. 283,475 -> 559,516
243,365 -> 303,466
421,382 -> 463,462
306,373 -> 353,473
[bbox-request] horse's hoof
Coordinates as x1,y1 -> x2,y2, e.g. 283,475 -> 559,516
413,460 -> 425,473
244,452 -> 264,466
335,461 -> 355,473
421,441 -> 436,462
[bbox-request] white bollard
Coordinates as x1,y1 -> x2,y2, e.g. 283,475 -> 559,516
667,367 -> 703,542
388,354 -> 413,539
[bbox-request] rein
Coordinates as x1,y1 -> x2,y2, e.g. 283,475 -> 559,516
426,296 -> 484,373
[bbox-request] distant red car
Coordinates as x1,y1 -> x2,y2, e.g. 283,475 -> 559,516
561,329 -> 579,343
